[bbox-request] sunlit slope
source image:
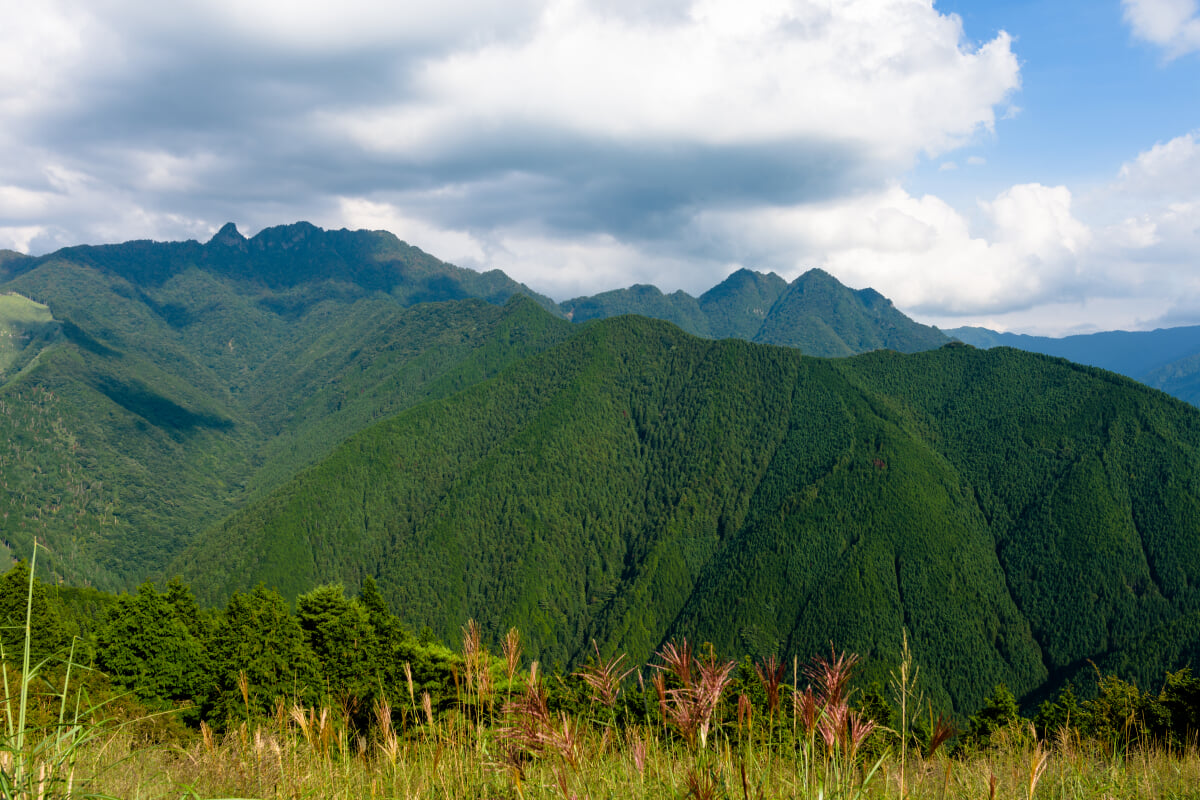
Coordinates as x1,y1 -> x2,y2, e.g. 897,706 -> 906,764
179,321 -> 1200,712
0,293 -> 60,375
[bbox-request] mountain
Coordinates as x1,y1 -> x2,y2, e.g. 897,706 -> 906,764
173,311 -> 1200,714
0,223 -> 574,587
749,268 -> 949,355
697,268 -> 789,339
564,268 -> 949,356
0,222 -> 957,587
11,222 -> 1200,716
563,284 -> 711,336
950,325 -> 1200,406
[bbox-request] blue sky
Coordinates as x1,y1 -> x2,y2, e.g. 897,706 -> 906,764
917,0 -> 1197,192
1,0 -> 1198,336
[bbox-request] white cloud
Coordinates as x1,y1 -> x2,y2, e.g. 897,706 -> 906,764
1116,130 -> 1200,198
691,182 -> 1091,316
334,197 -> 488,268
0,2 -> 108,120
0,227 -> 45,254
326,0 -> 1018,167
1123,0 -> 1200,57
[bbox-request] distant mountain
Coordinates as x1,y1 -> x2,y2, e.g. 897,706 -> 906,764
698,268 -> 789,339
750,268 -> 949,355
172,312 -> 1200,714
950,325 -> 1200,406
564,268 -> 949,357
0,250 -> 29,271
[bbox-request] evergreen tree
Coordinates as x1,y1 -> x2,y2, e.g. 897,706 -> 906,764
95,581 -> 207,707
963,684 -> 1026,749
296,584 -> 379,704
0,560 -> 70,666
210,585 -> 320,722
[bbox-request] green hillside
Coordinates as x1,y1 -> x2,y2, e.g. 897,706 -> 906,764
174,316 -> 1200,714
7,223 -> 1200,719
0,226 -> 576,588
950,324 -> 1200,407
753,268 -> 949,354
697,268 -> 788,339
563,284 -> 711,336
0,223 -> 947,588
0,292 -> 60,375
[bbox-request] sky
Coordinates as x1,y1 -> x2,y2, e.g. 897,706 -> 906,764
1,0 -> 1198,336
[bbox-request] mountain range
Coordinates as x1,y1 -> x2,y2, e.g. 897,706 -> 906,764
3,221 -> 1200,714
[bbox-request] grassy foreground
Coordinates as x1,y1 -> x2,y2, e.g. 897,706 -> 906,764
53,716 -> 1200,799
4,546 -> 1200,799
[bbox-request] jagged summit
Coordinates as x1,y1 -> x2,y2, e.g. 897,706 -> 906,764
208,222 -> 246,248
564,265 -> 946,356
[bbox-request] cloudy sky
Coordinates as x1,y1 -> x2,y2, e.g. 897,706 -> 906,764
1,0 -> 1198,335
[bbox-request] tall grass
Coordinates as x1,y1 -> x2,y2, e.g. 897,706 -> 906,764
0,542 -> 114,799
66,708 -> 1200,799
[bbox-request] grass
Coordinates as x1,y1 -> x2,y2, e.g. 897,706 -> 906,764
49,641 -> 1200,799
0,542 -> 114,799
54,715 -> 1200,799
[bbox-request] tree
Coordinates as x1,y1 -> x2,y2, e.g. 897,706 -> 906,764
209,585 -> 320,722
0,560 -> 69,666
96,582 -> 207,708
296,584 -> 380,705
963,684 -> 1026,749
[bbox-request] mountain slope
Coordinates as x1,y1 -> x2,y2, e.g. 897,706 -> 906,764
751,268 -> 949,355
949,325 -> 1200,406
0,225 -> 576,587
697,268 -> 788,340
175,316 -> 1200,713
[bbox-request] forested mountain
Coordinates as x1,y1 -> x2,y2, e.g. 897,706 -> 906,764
0,223 -> 954,587
0,223 -> 574,587
172,311 -> 1200,714
950,325 -> 1200,406
564,267 -> 949,356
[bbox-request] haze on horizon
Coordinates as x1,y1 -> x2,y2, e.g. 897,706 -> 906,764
1,0 -> 1198,337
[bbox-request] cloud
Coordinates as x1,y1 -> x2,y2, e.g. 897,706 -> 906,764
0,0 -> 1019,255
1091,130 -> 1200,282
36,0 -> 1200,336
689,182 -> 1092,315
0,227 -> 46,254
1122,0 -> 1200,57
1115,129 -> 1200,198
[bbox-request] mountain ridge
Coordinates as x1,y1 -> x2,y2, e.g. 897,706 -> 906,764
950,324 -> 1200,406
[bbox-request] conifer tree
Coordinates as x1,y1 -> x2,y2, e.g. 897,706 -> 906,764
96,581 -> 207,707
0,560 -> 69,666
210,585 -> 320,721
297,584 -> 380,705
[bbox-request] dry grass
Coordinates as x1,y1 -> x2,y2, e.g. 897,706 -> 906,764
56,717 -> 1200,799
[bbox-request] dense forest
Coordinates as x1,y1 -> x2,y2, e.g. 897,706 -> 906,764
173,311 -> 1200,716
